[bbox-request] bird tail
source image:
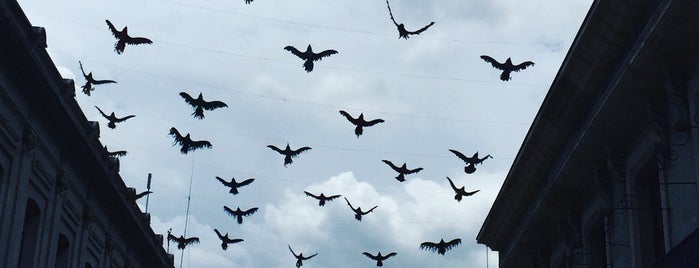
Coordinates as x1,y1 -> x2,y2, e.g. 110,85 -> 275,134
355,126 -> 363,137
284,156 -> 293,166
355,214 -> 362,221
193,107 -> 205,119
455,194 -> 462,202
303,60 -> 314,72
500,71 -> 511,81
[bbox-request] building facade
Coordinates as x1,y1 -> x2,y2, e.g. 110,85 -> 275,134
0,1 -> 173,267
478,0 -> 699,267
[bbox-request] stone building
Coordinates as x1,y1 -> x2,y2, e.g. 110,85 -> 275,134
0,0 -> 173,267
477,0 -> 699,267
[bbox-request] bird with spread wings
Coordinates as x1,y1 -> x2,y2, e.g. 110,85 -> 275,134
345,197 -> 378,221
386,0 -> 435,39
168,127 -> 212,154
420,238 -> 461,255
105,20 -> 152,54
167,234 -> 199,250
480,55 -> 534,81
449,149 -> 492,174
95,106 -> 135,129
382,160 -> 423,182
289,245 -> 317,268
216,176 -> 254,195
284,44 -> 338,72
267,143 -> 312,167
104,146 -> 127,158
223,206 -> 259,224
339,110 -> 385,138
213,229 -> 243,250
179,92 -> 228,119
446,177 -> 480,202
304,191 -> 342,207
79,61 -> 116,96
363,251 -> 397,267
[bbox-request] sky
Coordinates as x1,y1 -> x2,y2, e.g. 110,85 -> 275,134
20,0 -> 591,267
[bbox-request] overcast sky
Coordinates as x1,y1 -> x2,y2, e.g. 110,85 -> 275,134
20,0 -> 591,267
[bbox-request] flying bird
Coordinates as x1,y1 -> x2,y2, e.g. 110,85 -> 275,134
179,92 -> 228,119
105,20 -> 152,54
386,0 -> 435,39
223,206 -> 259,224
363,251 -> 397,267
216,176 -> 254,195
129,190 -> 152,203
339,111 -> 385,138
168,127 -> 212,154
420,238 -> 461,255
95,106 -> 135,129
78,61 -> 116,96
345,197 -> 378,221
267,143 -> 312,167
449,149 -> 492,174
104,146 -> 127,158
446,177 -> 479,202
289,245 -> 317,268
167,234 -> 200,250
381,160 -> 423,182
304,191 -> 342,207
213,229 -> 243,250
244,0 -> 253,3
284,44 -> 338,72
479,56 -> 534,81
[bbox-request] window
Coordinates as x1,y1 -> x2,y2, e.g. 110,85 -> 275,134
587,217 -> 607,267
634,161 -> 665,265
18,199 -> 41,268
55,234 -> 70,268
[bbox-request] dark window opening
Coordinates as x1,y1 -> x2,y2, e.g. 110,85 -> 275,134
18,198 -> 41,268
55,234 -> 70,268
635,161 -> 665,265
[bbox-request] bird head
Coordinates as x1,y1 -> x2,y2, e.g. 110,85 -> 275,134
358,113 -> 364,119
198,92 -> 203,99
306,44 -> 312,51
122,26 -> 128,33
439,239 -> 446,243
505,58 -> 512,64
285,143 -> 291,149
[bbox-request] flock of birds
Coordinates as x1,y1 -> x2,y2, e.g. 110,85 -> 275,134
70,0 -> 537,266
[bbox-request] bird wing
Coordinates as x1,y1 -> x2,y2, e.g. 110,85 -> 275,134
447,177 -> 459,191
108,150 -> 128,157
125,37 -> 153,45
385,252 -> 397,258
105,20 -> 119,37
183,237 -> 200,246
362,252 -> 378,260
202,100 -> 228,110
214,229 -> 224,239
512,61 -> 535,72
134,191 -> 152,200
465,189 -> 480,196
480,55 -> 505,70
223,206 -> 236,216
303,253 -> 318,260
216,176 -> 232,187
344,197 -> 356,210
365,205 -> 378,214
95,106 -> 110,119
179,92 -> 198,107
364,118 -> 385,126
313,49 -> 338,61
190,140 -> 213,149
419,242 -> 439,251
445,238 -> 462,249
382,160 -> 401,172
284,46 -> 305,60
167,233 -> 178,242
169,127 -> 184,144
114,114 -> 135,122
78,61 -> 88,78
407,21 -> 435,35
326,194 -> 342,201
288,245 -> 297,257
267,145 -> 283,154
405,167 -> 423,174
385,0 -> 399,26
290,146 -> 312,157
304,191 -> 320,199
339,110 -> 356,124
237,178 -> 255,187
228,238 -> 244,243
91,78 -> 117,85
242,207 -> 259,216
449,149 -> 469,162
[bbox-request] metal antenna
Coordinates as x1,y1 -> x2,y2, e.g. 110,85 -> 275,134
485,245 -> 489,268
145,173 -> 152,213
179,159 -> 196,268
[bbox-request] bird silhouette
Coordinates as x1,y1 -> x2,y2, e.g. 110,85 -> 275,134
167,234 -> 199,250
78,61 -> 116,96
104,146 -> 127,158
363,251 -> 397,267
289,245 -> 317,268
304,191 -> 342,206
479,56 -> 534,81
284,44 -> 338,72
339,111 -> 385,138
105,20 -> 152,54
223,206 -> 258,224
216,176 -> 255,195
95,106 -> 135,129
244,0 -> 253,4
386,0 -> 435,39
267,143 -> 312,167
168,127 -> 212,154
420,238 -> 461,255
381,160 -> 423,182
179,92 -> 228,119
446,177 -> 479,202
129,189 -> 152,203
449,150 -> 492,174
345,197 -> 378,221
213,229 -> 243,250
